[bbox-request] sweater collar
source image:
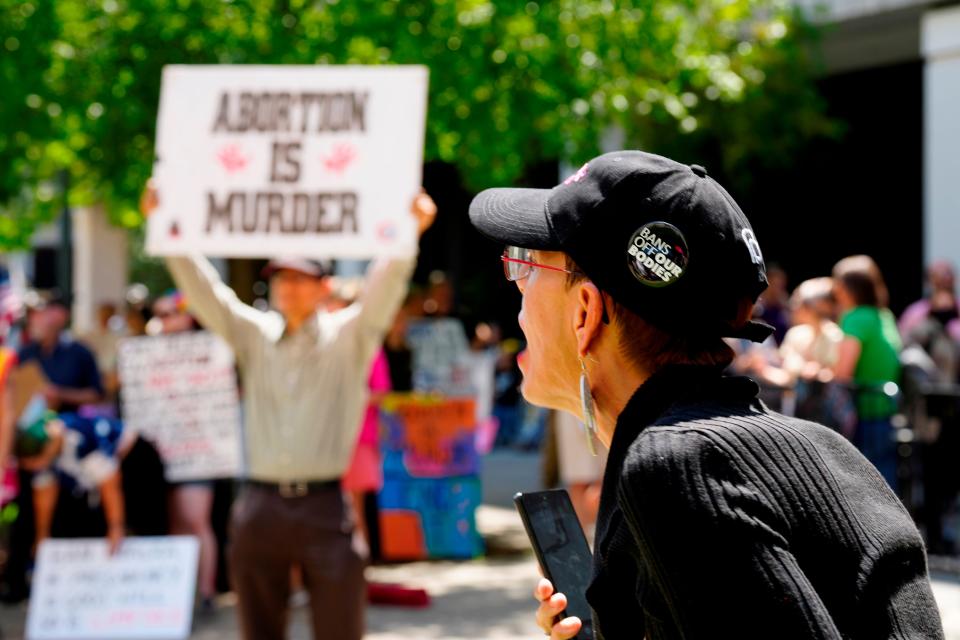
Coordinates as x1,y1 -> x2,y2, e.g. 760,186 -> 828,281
608,365 -> 737,457
594,364 -> 759,554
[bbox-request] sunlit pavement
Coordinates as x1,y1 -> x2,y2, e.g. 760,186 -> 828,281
0,452 -> 958,638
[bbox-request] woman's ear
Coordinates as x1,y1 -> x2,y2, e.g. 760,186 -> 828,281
573,281 -> 605,358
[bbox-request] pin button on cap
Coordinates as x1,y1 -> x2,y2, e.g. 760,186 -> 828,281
690,164 -> 708,178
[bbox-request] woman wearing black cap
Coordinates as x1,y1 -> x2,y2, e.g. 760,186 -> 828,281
469,151 -> 942,639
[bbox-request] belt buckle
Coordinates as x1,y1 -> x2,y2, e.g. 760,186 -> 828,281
278,481 -> 307,498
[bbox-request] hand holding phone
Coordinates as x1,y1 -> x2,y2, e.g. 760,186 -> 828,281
515,489 -> 594,640
535,578 -> 585,639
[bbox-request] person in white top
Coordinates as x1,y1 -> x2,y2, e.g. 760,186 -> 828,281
734,278 -> 844,412
779,277 -> 844,384
553,410 -> 607,534
141,183 -> 436,640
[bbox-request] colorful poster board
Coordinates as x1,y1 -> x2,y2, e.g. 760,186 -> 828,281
118,332 -> 242,482
379,477 -> 482,560
380,394 -> 479,478
147,65 -> 428,259
377,394 -> 482,560
26,536 -> 199,640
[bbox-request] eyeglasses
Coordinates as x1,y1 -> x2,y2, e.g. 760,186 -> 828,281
501,246 -> 610,324
501,246 -> 578,282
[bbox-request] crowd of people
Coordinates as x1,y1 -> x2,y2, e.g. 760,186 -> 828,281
0,289 -> 215,604
727,256 -> 960,551
0,186 -> 441,640
0,185 -> 958,636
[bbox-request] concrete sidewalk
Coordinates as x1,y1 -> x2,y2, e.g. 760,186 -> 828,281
0,505 -> 541,640
1,452 -> 957,638
1,503 -> 958,639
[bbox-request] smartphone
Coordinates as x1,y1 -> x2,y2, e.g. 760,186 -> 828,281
514,489 -> 595,639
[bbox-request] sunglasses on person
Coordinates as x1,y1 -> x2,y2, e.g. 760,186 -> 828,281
501,246 -> 609,324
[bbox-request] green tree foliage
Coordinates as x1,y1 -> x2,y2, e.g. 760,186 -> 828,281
0,0 -> 832,249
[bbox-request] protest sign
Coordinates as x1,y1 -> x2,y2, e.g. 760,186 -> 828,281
147,64 -> 428,259
406,318 -> 474,396
26,536 -> 199,640
118,332 -> 242,482
378,394 -> 482,560
380,394 -> 478,478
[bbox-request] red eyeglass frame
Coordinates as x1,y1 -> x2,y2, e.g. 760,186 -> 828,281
500,249 -> 577,282
500,248 -> 610,324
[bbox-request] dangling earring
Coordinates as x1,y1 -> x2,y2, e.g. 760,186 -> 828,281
579,356 -> 599,457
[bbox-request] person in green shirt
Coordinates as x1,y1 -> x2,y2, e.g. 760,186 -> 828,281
832,255 -> 902,490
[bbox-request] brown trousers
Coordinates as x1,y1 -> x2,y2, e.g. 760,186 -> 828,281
228,484 -> 367,640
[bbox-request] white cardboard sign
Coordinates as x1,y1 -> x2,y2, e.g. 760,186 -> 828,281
118,332 -> 243,482
26,536 -> 200,640
147,64 -> 428,259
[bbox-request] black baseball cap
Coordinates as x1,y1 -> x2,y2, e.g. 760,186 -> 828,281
261,258 -> 330,280
469,150 -> 772,342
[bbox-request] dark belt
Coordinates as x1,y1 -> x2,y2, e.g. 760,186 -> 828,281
246,478 -> 341,498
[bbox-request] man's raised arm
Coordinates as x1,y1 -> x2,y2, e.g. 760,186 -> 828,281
141,182 -> 265,357
165,255 -> 267,357
355,191 -> 437,335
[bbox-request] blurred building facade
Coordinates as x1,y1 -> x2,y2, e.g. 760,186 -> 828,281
801,0 -> 959,299
817,0 -> 960,275
5,205 -> 128,335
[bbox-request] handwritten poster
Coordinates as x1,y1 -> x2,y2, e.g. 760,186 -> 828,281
406,318 -> 474,396
26,536 -> 199,640
147,64 -> 428,259
118,332 -> 242,482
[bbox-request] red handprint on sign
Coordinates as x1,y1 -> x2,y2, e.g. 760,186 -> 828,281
217,144 -> 249,173
321,143 -> 357,174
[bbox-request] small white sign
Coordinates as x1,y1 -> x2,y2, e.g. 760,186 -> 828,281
147,64 -> 428,259
407,318 -> 474,396
118,332 -> 243,482
26,536 -> 200,640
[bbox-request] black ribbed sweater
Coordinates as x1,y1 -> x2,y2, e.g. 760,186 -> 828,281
587,365 -> 943,639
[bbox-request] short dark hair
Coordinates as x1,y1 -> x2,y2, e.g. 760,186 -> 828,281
832,255 -> 888,308
565,255 -> 736,371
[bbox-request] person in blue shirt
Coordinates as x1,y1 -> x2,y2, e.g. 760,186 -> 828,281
17,294 -> 103,413
19,411 -> 128,554
1,293 -> 106,602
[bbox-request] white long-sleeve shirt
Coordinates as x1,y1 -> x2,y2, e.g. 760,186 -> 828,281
166,254 -> 415,482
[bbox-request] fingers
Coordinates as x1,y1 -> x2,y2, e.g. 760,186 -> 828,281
107,527 -> 124,556
534,578 -> 554,602
536,591 -> 568,634
412,191 -> 438,236
412,191 -> 437,217
551,616 -> 582,640
533,579 -> 582,638
139,179 -> 159,217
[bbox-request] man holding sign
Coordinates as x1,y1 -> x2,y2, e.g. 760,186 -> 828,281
142,65 -> 432,639
147,65 -> 428,260
143,185 -> 435,639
